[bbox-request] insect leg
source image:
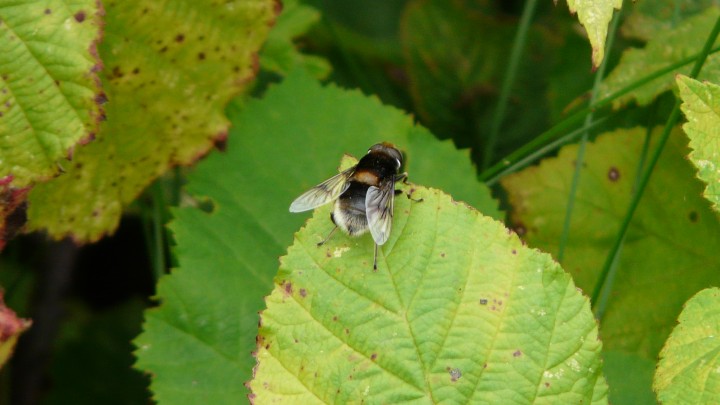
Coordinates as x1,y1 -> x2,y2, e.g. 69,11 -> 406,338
373,243 -> 378,270
317,225 -> 339,247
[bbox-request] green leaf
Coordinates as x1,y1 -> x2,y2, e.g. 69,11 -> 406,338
563,0 -> 622,68
0,0 -> 103,187
655,288 -> 720,404
677,75 -> 720,212
134,71 -> 500,403
26,0 -> 277,242
250,182 -> 606,403
501,127 -> 720,361
621,0 -> 717,41
600,7 -> 720,108
260,0 -> 331,78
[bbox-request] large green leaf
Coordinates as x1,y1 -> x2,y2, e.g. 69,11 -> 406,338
0,0 -> 103,187
27,0 -> 277,242
677,75 -> 720,212
501,127 -> 720,361
134,71 -> 500,403
600,7 -> 720,108
250,180 -> 606,403
602,351 -> 656,405
562,0 -> 622,68
654,288 -> 720,404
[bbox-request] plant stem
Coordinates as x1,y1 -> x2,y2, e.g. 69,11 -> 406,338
479,44 -> 720,183
481,0 -> 538,171
557,7 -> 623,263
590,15 -> 720,306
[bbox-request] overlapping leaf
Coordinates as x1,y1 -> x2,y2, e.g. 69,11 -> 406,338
133,71 -> 500,403
655,288 -> 720,404
600,7 -> 720,108
0,0 -> 103,187
502,127 -> 720,361
563,0 -> 622,68
677,75 -> 720,212
260,0 -> 331,78
27,0 -> 277,242
250,182 -> 606,403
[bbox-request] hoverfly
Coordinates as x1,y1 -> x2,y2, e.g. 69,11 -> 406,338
289,143 -> 407,269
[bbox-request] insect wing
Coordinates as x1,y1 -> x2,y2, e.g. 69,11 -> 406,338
365,178 -> 396,245
289,166 -> 355,212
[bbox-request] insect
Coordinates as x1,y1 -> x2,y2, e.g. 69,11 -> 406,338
289,142 -> 407,270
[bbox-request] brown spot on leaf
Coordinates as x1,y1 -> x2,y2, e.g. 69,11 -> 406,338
371,353 -> 377,361
514,223 -> 526,236
332,316 -> 338,322
74,11 -> 86,22
440,252 -> 446,258
479,298 -> 488,305
198,52 -> 206,60
608,167 -> 620,182
283,282 -> 293,296
299,288 -> 307,298
44,8 -> 51,14
175,34 -> 185,43
513,350 -> 522,357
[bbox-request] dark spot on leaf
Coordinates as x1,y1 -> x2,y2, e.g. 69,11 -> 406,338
479,298 -> 488,305
448,368 -> 462,382
175,34 -> 185,43
344,328 -> 349,335
299,288 -> 307,298
233,65 -> 240,73
132,68 -> 140,74
498,300 -> 502,306
440,252 -> 445,258
491,306 -> 496,310
265,344 -> 270,349
214,135 -> 228,151
371,353 -> 377,361
545,382 -> 550,388
332,316 -> 338,322
514,223 -> 526,236
44,8 -> 51,14
95,93 -> 108,105
513,350 -> 522,357
689,211 -> 698,223
608,167 -> 620,182
198,52 -> 206,60
512,249 -> 517,254
160,46 -> 168,53
483,363 -> 488,368
284,282 -> 293,295
294,338 -> 299,343
74,11 -> 86,22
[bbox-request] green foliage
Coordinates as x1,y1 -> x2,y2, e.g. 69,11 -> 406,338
26,0 -> 277,242
562,0 -> 622,67
655,288 -> 720,404
621,0 -> 720,40
0,0 -> 103,187
260,0 -> 331,78
250,181 -> 606,403
502,127 -> 720,397
677,75 -> 720,212
600,7 -> 720,108
133,71 -> 500,403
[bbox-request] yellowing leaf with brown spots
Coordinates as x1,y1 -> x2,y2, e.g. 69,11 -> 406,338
502,127 -> 720,361
27,0 -> 277,241
0,0 -> 104,246
563,0 -> 622,68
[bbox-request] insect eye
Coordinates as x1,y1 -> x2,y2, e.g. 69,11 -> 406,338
395,158 -> 401,168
